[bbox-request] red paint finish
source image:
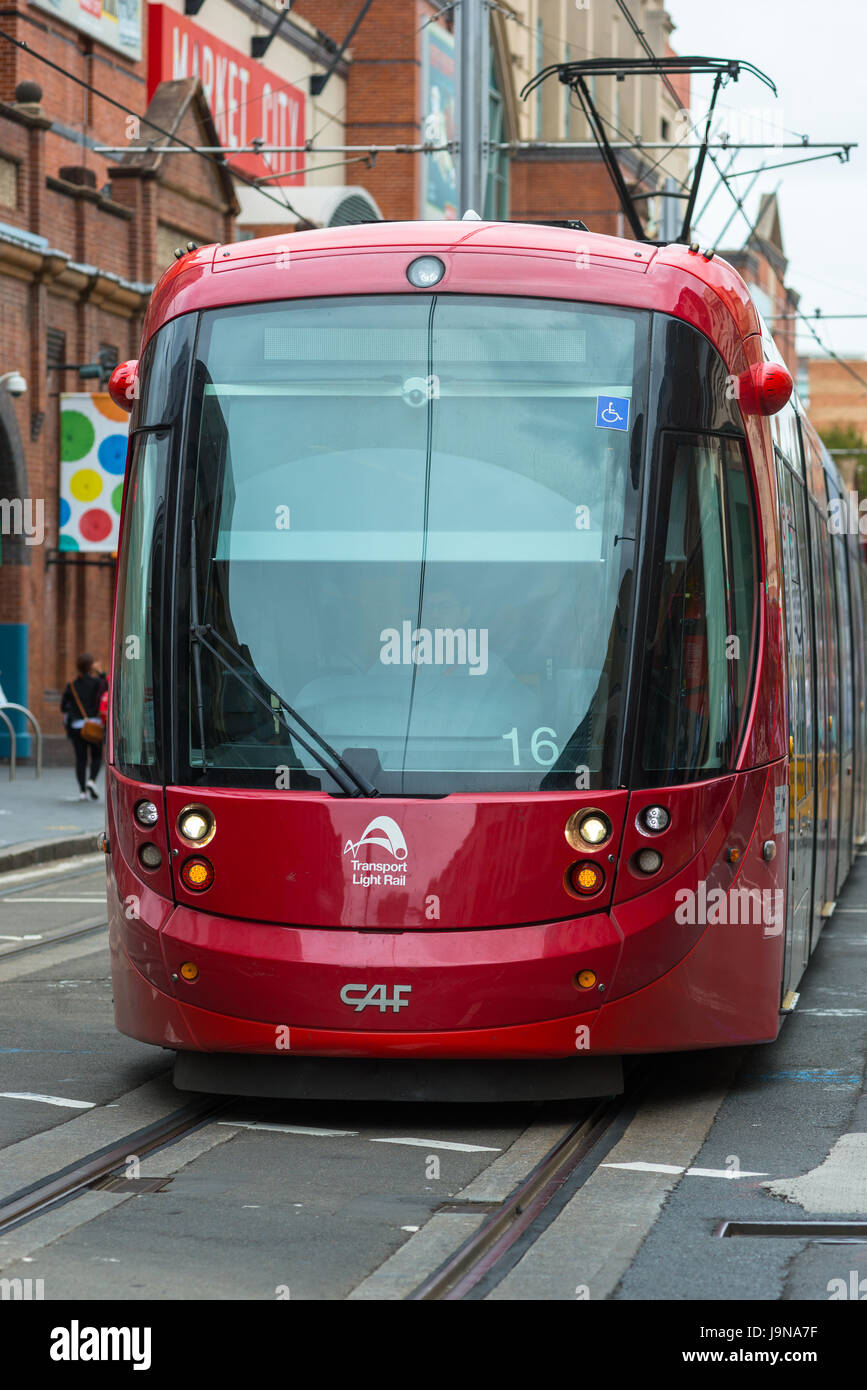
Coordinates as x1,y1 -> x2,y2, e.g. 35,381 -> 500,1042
164,787 -> 628,929
108,770 -> 174,906
107,761 -> 785,1050
108,884 -> 782,1058
139,224 -> 759,379
107,220 -> 859,1079
159,907 -> 616,1032
107,360 -> 138,414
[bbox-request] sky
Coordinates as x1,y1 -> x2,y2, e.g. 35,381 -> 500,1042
666,0 -> 867,359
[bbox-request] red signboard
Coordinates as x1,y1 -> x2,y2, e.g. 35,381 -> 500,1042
148,5 -> 305,184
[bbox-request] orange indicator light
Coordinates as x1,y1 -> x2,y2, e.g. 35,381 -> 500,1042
180,962 -> 199,981
567,861 -> 605,896
181,857 -> 214,891
576,970 -> 597,989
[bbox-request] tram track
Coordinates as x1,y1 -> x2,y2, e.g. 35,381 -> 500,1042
0,857 -> 107,960
0,1093 -> 231,1237
0,1058 -> 655,1297
408,1070 -> 647,1300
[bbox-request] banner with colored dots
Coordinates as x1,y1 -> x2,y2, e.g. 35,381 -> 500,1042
58,393 -> 130,553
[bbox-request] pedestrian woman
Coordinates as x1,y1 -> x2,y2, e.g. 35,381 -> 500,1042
61,653 -> 108,800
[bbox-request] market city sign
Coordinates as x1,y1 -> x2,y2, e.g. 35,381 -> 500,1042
148,5 -> 305,184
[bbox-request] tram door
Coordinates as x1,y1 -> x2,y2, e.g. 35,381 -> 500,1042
807,499 -> 830,946
819,524 -> 841,909
777,457 -> 814,984
830,515 -> 855,890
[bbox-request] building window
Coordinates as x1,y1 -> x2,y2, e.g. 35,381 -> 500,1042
156,223 -> 200,271
485,51 -> 509,220
536,20 -> 543,136
0,155 -> 18,209
797,360 -> 810,407
99,344 -> 118,381
47,328 -> 66,370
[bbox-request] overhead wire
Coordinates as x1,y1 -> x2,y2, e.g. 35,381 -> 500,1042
612,0 -> 867,399
0,25 -> 305,221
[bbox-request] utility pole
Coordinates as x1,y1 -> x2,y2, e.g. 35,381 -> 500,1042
457,0 -> 489,215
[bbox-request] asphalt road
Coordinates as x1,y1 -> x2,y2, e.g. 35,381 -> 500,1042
0,853 -> 864,1302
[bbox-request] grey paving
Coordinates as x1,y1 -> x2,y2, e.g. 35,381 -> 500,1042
612,859 -> 867,1303
0,865 -> 164,1149
0,766 -> 105,851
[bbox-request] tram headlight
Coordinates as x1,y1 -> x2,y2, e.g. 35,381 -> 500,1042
565,810 -> 612,849
634,848 -> 663,875
406,255 -> 445,288
566,861 -> 605,896
638,805 -> 670,834
134,800 -> 159,828
177,805 -> 216,846
138,843 -> 162,870
181,857 -> 214,892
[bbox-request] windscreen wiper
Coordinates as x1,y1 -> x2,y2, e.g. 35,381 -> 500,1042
189,622 -> 379,798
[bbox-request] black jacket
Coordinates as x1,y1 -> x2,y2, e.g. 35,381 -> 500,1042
61,673 -> 107,735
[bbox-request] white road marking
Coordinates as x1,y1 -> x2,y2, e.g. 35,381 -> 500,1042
603,1161 -> 683,1174
0,934 -> 42,941
0,1091 -> 95,1109
834,908 -> 867,913
401,1225 -> 420,1233
602,1160 -> 768,1178
369,1138 -> 502,1153
3,897 -> 105,904
764,1133 -> 867,1213
686,1166 -> 769,1178
218,1121 -> 501,1153
800,1008 -> 867,1017
219,1121 -> 358,1137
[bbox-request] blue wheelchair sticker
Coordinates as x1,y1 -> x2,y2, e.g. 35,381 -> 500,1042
595,395 -> 630,431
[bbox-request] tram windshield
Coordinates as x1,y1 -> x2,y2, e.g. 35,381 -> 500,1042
181,294 -> 647,793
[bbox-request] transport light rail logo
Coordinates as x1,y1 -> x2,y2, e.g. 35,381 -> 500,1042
344,815 -> 409,889
344,816 -> 408,862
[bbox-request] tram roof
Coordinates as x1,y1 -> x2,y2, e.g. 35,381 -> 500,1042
141,218 -> 765,367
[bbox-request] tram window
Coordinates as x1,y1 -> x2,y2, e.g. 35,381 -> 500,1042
113,431 -> 168,778
724,440 -> 758,746
134,313 -> 196,429
181,294 -> 647,792
829,501 -> 855,755
639,433 -> 756,782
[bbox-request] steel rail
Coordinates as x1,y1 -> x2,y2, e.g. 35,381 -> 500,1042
0,1095 -> 230,1236
0,919 -> 107,960
407,1088 -> 635,1300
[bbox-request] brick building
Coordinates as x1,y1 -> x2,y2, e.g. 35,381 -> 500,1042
295,0 -> 690,234
799,358 -> 867,488
0,0 -> 692,765
719,192 -> 800,378
0,0 -> 350,764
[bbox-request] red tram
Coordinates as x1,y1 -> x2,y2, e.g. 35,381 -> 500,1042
104,220 -> 867,1098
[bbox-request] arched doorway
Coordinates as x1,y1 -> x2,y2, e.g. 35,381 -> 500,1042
0,393 -> 33,757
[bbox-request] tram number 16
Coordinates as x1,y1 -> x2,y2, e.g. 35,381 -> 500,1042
502,726 -> 559,767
